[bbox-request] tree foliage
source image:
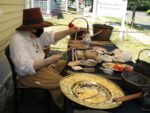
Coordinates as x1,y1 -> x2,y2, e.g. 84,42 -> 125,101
69,0 -> 75,2
69,0 -> 150,11
128,0 -> 150,11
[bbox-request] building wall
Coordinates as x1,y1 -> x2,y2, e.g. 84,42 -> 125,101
0,0 -> 25,112
0,0 -> 24,58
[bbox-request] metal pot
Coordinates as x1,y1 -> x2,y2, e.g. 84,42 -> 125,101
121,70 -> 150,93
119,70 -> 150,111
139,92 -> 150,111
113,70 -> 150,106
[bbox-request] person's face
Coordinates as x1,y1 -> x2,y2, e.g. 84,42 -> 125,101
32,28 -> 44,38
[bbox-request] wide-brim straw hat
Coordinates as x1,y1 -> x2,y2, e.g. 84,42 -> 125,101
16,7 -> 53,30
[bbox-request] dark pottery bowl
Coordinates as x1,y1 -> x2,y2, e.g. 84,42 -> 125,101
139,92 -> 150,111
121,70 -> 150,93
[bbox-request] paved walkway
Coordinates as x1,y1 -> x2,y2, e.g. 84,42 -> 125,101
126,10 -> 150,29
126,11 -> 150,44
127,29 -> 150,44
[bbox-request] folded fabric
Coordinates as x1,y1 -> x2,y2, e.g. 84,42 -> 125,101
113,51 -> 132,62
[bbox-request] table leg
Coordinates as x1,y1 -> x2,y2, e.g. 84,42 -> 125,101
63,96 -> 74,113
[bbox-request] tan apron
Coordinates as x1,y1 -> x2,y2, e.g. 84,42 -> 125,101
19,60 -> 67,109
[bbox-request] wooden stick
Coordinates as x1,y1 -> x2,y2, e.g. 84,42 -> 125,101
68,40 -> 82,43
90,41 -> 113,46
74,32 -> 78,61
72,48 -> 74,61
113,92 -> 143,102
74,48 -> 78,61
91,30 -> 103,38
75,31 -> 77,45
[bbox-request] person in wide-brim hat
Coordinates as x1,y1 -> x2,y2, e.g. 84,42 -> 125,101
16,7 -> 53,30
10,7 -> 80,111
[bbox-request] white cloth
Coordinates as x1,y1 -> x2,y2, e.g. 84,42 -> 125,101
81,33 -> 91,44
10,30 -> 55,76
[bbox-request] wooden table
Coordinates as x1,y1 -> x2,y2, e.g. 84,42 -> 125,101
63,42 -> 148,113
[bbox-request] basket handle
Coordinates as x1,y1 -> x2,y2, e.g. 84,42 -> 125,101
138,49 -> 150,60
70,17 -> 89,31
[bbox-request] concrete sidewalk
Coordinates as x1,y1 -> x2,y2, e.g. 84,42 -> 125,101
127,29 -> 150,44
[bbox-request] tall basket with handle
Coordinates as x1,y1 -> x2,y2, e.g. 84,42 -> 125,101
69,17 -> 89,40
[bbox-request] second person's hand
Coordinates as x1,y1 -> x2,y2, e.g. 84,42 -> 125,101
47,54 -> 62,64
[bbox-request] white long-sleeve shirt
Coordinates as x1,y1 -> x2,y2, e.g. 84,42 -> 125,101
10,30 -> 55,76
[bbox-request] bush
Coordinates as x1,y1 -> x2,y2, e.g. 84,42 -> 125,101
147,9 -> 150,15
127,0 -> 150,11
137,1 -> 150,11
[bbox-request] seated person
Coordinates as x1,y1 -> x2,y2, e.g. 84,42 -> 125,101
9,7 -> 79,109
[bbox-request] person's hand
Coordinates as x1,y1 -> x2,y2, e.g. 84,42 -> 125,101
69,26 -> 80,34
47,54 -> 61,64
